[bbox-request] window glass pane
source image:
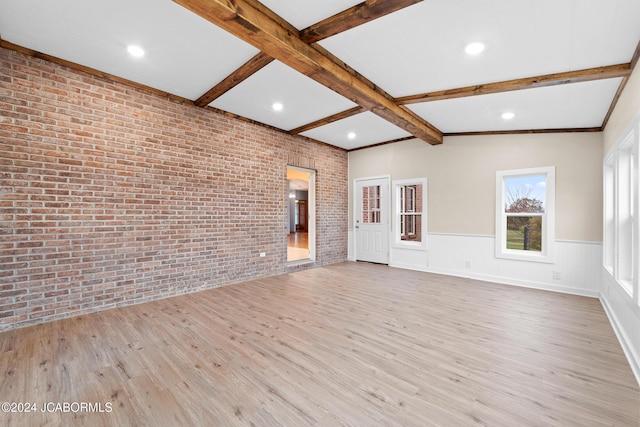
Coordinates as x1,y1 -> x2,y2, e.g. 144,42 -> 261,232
603,164 -> 615,271
414,184 -> 422,213
506,216 -> 542,251
504,175 -> 546,213
616,149 -> 633,290
400,214 -> 421,242
496,167 -> 554,262
394,179 -> 427,248
400,184 -> 423,214
362,185 -> 381,224
407,186 -> 415,212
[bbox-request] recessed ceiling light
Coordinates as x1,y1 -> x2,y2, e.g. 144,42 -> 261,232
465,42 -> 485,55
502,112 -> 515,120
347,132 -> 356,140
272,102 -> 283,111
127,45 -> 145,58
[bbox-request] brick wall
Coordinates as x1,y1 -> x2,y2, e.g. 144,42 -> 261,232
0,47 -> 348,330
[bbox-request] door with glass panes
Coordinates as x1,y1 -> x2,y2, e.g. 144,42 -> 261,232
355,178 -> 389,264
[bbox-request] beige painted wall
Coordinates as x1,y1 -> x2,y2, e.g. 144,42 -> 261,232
604,62 -> 640,155
349,132 -> 603,242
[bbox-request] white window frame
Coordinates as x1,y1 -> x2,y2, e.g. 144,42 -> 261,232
495,167 -> 555,263
603,114 -> 639,304
603,161 -> 615,275
393,178 -> 427,250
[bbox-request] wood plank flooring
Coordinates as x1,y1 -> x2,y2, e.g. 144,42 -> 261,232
287,232 -> 309,262
1,262 -> 638,426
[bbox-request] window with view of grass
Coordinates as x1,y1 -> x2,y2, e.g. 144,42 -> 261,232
496,167 -> 555,263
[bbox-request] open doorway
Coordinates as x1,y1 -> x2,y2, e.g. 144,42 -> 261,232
287,166 -> 315,263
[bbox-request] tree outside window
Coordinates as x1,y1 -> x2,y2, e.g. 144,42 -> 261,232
504,175 -> 546,251
496,167 -> 555,263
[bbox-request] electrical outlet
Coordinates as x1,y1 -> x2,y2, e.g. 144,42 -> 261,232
464,260 -> 472,269
552,271 -> 561,280
259,252 -> 266,257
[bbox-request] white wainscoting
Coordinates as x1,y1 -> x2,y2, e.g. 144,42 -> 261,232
600,270 -> 640,384
349,231 -> 601,297
390,246 -> 429,271
425,233 -> 601,297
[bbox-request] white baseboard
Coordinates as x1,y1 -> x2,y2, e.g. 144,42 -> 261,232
600,295 -> 640,386
424,265 -> 600,298
389,261 -> 429,272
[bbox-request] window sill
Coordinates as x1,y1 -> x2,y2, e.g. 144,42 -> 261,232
496,249 -> 554,264
393,242 -> 427,251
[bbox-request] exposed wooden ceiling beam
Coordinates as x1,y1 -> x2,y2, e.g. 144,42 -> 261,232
174,0 -> 442,145
289,106 -> 367,135
194,0 -> 422,113
631,39 -> 640,71
397,63 -> 632,105
444,127 -> 602,137
195,52 -> 274,107
347,136 -> 415,152
243,0 -> 300,35
192,0 -> 298,106
300,0 -> 423,44
601,41 -> 640,130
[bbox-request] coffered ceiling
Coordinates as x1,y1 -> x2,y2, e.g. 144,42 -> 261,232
1,0 -> 639,150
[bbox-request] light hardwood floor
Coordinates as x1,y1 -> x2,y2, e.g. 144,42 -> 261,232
1,262 -> 638,426
287,232 -> 309,262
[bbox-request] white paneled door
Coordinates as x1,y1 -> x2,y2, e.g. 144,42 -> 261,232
355,178 -> 389,264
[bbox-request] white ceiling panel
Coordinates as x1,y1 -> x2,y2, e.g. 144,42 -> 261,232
258,0 -> 362,30
301,112 -> 411,150
0,0 -> 259,100
408,78 -> 623,134
210,61 -> 358,131
320,0 -> 640,97
0,0 -> 638,149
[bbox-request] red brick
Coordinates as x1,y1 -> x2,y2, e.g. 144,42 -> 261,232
0,46 -> 348,331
